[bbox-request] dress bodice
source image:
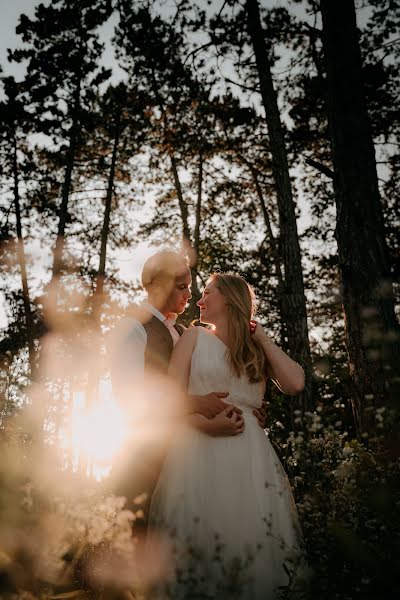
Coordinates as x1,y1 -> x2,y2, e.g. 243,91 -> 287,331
188,327 -> 265,412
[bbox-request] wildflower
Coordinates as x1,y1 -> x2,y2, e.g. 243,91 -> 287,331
335,460 -> 354,479
342,446 -> 353,458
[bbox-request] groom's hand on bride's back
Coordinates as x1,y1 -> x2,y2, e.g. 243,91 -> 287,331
192,392 -> 243,419
253,400 -> 267,429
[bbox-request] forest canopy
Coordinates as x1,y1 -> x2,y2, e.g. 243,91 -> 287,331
0,0 -> 399,599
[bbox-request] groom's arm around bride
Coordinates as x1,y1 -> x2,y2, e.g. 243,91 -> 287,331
172,327 -> 246,436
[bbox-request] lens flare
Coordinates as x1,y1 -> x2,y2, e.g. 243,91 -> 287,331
68,379 -> 127,480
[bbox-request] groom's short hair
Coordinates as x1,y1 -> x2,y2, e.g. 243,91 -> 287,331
141,251 -> 189,291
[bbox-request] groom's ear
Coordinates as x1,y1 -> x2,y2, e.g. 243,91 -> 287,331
155,278 -> 175,302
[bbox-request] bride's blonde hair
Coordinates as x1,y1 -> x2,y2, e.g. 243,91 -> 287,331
210,273 -> 267,383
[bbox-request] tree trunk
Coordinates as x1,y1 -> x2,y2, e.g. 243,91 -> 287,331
170,152 -> 201,323
51,81 -> 81,284
185,151 -> 203,321
320,0 -> 400,432
94,117 -> 121,304
170,153 -> 192,243
12,132 -> 35,373
194,151 -> 203,261
152,68 -> 201,321
85,118 -> 122,423
245,0 -> 313,409
251,167 -> 288,346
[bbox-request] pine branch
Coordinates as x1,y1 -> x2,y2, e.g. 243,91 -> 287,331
304,156 -> 334,179
223,75 -> 260,93
304,22 -> 322,38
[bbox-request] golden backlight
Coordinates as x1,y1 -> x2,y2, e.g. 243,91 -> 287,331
69,380 -> 127,480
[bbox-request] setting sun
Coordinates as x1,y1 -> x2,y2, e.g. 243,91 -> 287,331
70,380 -> 127,480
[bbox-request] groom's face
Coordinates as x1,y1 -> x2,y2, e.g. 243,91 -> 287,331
163,267 -> 192,315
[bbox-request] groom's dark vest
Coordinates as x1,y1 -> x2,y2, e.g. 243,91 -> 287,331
142,314 -> 185,374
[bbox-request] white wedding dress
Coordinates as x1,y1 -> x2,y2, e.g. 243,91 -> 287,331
149,327 -> 307,599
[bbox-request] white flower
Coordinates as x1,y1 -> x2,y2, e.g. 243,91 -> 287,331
335,460 -> 354,479
342,446 -> 353,458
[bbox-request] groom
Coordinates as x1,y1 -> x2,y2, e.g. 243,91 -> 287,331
110,250 -> 264,522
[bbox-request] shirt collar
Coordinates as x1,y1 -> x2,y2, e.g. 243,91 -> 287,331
165,315 -> 177,326
142,301 -> 166,323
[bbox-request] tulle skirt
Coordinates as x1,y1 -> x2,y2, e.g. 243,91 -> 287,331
148,410 -> 308,599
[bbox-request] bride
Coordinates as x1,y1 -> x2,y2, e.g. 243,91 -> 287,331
149,273 -> 309,599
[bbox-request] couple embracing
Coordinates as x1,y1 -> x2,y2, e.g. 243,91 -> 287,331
111,251 -> 308,599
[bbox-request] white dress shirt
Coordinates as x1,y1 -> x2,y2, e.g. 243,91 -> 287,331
113,301 -> 179,382
164,315 -> 181,346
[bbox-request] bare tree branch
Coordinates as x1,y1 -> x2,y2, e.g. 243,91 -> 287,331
304,156 -> 335,179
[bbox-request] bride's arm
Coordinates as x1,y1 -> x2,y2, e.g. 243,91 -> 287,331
168,327 -> 198,393
169,329 -> 244,435
252,323 -> 305,395
167,329 -> 210,432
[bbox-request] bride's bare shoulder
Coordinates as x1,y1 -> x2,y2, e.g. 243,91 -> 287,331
179,325 -> 200,341
170,327 -> 200,368
175,325 -> 204,352
175,324 -> 214,351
